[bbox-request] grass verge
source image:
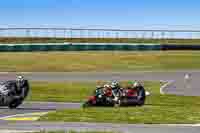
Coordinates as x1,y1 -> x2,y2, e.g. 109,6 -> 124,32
0,51 -> 200,72
39,81 -> 200,124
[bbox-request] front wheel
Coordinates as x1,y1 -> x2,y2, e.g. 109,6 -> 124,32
137,88 -> 146,106
114,99 -> 121,107
8,99 -> 22,109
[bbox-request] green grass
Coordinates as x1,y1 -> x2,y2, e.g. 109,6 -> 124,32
39,81 -> 200,124
0,51 -> 200,72
27,81 -> 158,102
27,81 -> 96,102
1,37 -> 200,44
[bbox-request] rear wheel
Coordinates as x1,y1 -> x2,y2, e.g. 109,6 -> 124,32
82,101 -> 92,108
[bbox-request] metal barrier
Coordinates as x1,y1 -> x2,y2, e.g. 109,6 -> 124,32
0,43 -> 199,51
0,28 -> 200,39
0,43 -> 162,52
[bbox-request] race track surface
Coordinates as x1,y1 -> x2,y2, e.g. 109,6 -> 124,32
0,71 -> 200,133
1,121 -> 200,133
0,102 -> 80,118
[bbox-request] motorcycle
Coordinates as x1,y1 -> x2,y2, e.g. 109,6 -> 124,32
83,85 -> 146,107
0,79 -> 30,109
119,86 -> 146,106
82,86 -> 119,107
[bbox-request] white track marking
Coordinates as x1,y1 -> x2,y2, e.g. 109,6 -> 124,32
0,112 -> 48,120
160,80 -> 174,95
0,130 -> 35,133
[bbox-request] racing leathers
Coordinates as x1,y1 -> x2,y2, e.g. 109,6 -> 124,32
132,84 -> 146,102
0,80 -> 29,100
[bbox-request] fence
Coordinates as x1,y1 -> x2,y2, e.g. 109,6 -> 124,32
0,28 -> 200,39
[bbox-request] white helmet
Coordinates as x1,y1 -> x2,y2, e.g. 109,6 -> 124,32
104,84 -> 110,88
133,82 -> 140,88
111,81 -> 119,88
16,75 -> 25,85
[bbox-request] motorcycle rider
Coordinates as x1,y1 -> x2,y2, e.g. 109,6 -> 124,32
13,75 -> 26,99
127,81 -> 135,90
0,76 -> 25,96
0,75 -> 29,109
133,81 -> 143,90
110,81 -> 122,101
95,85 -> 103,92
103,84 -> 112,96
132,81 -> 146,101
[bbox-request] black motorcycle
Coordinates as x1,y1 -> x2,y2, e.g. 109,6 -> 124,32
0,79 -> 29,109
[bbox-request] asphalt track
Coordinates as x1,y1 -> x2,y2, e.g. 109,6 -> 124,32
0,71 -> 200,133
1,121 -> 200,133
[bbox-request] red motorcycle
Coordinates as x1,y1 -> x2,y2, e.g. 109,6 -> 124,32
119,86 -> 146,106
83,85 -> 146,107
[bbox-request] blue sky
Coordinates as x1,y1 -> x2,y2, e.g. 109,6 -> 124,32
0,0 -> 200,29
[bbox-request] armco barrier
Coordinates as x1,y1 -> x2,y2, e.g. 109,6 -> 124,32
0,44 -> 162,52
0,43 -> 199,51
162,44 -> 200,50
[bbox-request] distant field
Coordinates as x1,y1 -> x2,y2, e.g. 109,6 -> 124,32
1,37 -> 200,44
0,51 -> 199,72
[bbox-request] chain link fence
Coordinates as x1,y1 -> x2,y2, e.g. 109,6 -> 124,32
0,28 -> 200,39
